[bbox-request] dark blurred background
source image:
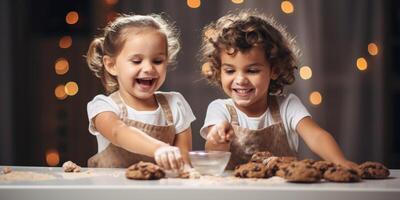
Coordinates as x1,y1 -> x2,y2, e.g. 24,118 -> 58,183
0,0 -> 399,168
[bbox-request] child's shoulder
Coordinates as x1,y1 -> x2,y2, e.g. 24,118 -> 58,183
275,93 -> 301,103
88,94 -> 114,104
275,93 -> 305,108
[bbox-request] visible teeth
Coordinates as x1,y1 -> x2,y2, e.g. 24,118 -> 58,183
235,89 -> 251,94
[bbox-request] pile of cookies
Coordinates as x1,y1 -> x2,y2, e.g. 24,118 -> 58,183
233,151 -> 390,183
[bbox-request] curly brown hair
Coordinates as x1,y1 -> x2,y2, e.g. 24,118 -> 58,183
200,10 -> 299,94
86,14 -> 180,94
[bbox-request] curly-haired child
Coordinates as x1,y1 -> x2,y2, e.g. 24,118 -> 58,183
199,10 -> 357,170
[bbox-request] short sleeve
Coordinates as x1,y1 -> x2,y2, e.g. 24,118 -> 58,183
199,99 -> 231,139
164,92 -> 196,134
282,94 -> 311,133
87,95 -> 119,135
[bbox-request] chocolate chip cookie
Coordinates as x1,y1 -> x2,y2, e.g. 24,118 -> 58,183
234,162 -> 271,178
313,161 -> 335,175
250,151 -> 274,163
283,161 -> 321,183
323,165 -> 360,182
263,156 -> 297,177
358,161 -> 390,179
125,161 -> 165,180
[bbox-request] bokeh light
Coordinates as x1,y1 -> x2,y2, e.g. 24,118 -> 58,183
59,36 -> 72,49
55,58 -> 69,75
104,0 -> 118,6
356,57 -> 368,71
309,91 -> 322,105
65,81 -> 79,96
46,149 -> 60,167
187,0 -> 201,8
368,43 -> 379,56
281,1 -> 294,14
65,11 -> 79,25
231,0 -> 244,4
55,84 -> 67,100
299,66 -> 312,80
201,62 -> 213,77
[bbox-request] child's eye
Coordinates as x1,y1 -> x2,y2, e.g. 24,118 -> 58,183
153,59 -> 165,65
131,60 -> 142,64
224,69 -> 235,74
248,69 -> 260,74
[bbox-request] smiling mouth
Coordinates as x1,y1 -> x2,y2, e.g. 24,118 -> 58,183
233,88 -> 254,95
136,78 -> 156,87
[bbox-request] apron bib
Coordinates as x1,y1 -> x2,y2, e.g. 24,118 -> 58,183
226,95 -> 297,169
87,92 -> 176,168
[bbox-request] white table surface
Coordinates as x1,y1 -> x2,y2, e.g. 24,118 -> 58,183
1,166 -> 399,200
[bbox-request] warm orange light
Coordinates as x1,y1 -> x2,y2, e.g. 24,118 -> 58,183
299,66 -> 312,80
231,0 -> 244,4
65,81 -> 79,96
201,62 -> 213,77
368,43 -> 379,56
46,149 -> 60,167
281,1 -> 294,14
59,36 -> 72,49
309,91 -> 322,105
55,84 -> 67,100
356,57 -> 368,71
55,58 -> 69,75
104,0 -> 118,5
66,11 -> 79,25
187,0 -> 201,8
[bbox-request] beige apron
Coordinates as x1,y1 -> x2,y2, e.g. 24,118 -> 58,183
226,95 -> 297,169
87,92 -> 176,168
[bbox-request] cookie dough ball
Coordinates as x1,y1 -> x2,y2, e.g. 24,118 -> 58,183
62,161 -> 81,173
359,161 -> 390,179
234,162 -> 271,178
125,161 -> 165,180
283,161 -> 321,183
324,165 -> 361,182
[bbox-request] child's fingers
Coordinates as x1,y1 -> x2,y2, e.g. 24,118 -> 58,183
167,151 -> 178,170
217,126 -> 227,142
206,131 -> 220,145
226,129 -> 234,141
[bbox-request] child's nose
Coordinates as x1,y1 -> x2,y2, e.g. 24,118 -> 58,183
142,60 -> 155,72
234,74 -> 249,85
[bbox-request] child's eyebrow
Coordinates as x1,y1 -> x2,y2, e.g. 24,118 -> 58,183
221,63 -> 263,68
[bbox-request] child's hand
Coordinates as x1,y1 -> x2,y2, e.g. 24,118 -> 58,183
206,121 -> 234,144
154,145 -> 184,170
336,159 -> 361,174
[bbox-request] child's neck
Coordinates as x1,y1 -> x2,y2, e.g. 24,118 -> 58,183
234,97 -> 269,117
118,91 -> 158,111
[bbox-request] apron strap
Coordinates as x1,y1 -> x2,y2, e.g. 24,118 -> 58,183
110,91 -> 129,122
155,93 -> 174,125
269,95 -> 283,124
225,104 -> 239,126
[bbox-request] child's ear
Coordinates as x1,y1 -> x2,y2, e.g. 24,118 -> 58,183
103,55 -> 117,76
271,66 -> 280,80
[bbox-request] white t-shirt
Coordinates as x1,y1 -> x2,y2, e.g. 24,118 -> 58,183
200,93 -> 310,152
87,91 -> 196,153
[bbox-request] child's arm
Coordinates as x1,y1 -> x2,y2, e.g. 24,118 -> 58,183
94,111 -> 183,170
173,128 -> 192,165
297,116 -> 358,169
204,121 -> 234,152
